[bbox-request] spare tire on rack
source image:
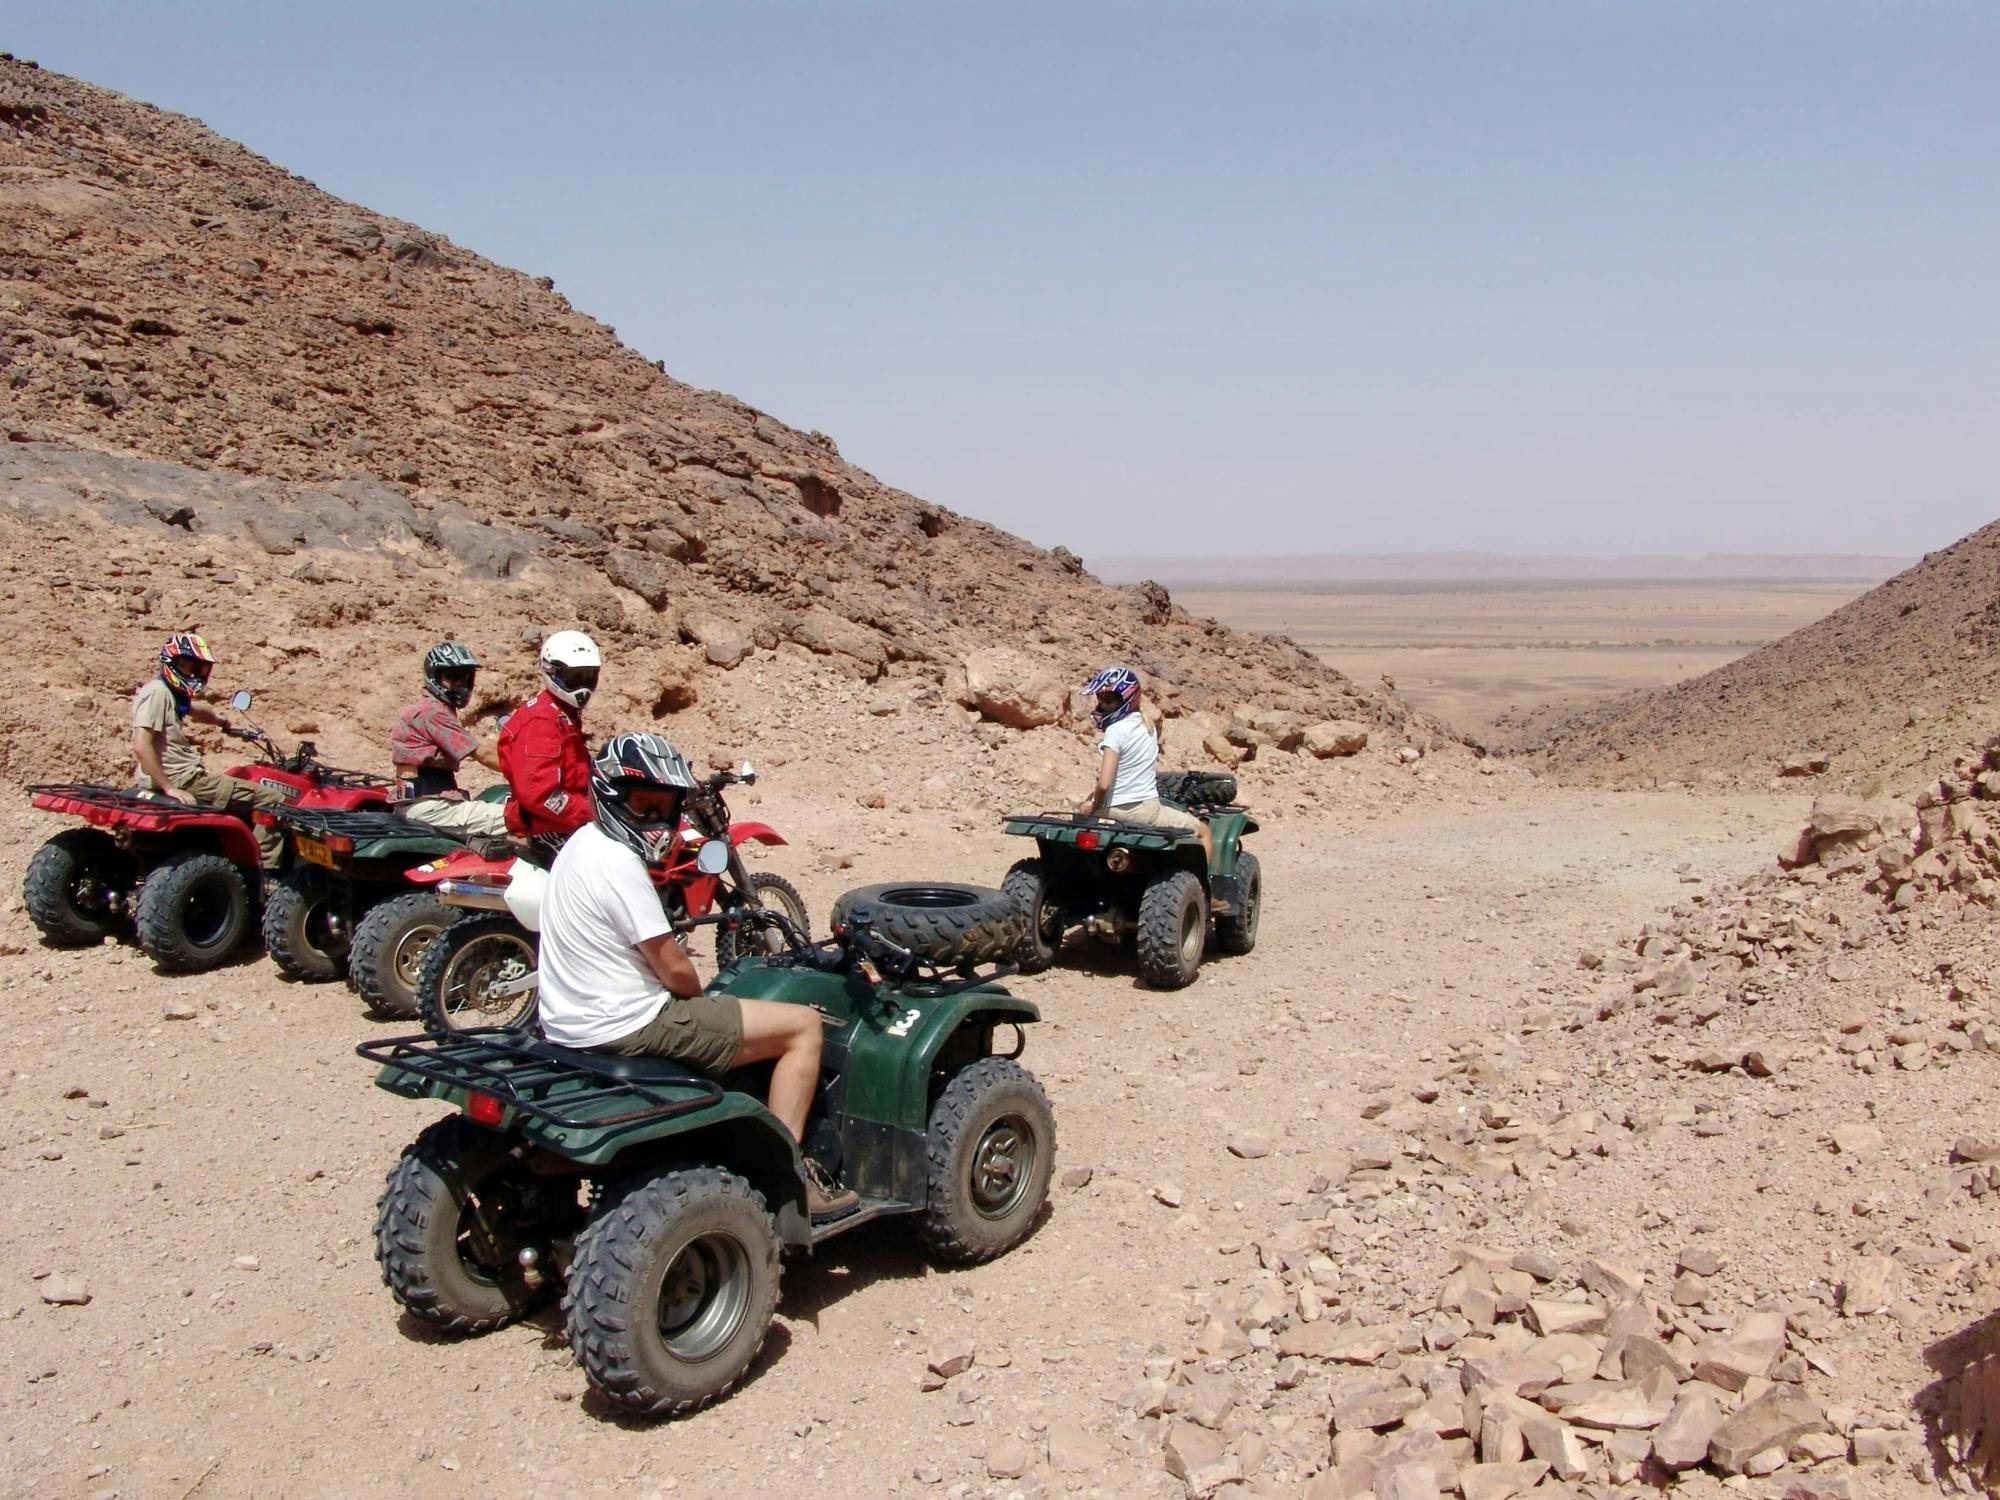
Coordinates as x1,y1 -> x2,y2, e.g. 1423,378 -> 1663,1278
1156,769 -> 1237,809
830,882 -> 1026,967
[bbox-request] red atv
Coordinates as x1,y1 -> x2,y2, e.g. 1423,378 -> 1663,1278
23,690 -> 394,972
388,762 -> 804,1031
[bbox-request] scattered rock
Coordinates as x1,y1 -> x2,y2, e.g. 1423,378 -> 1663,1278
39,1274 -> 89,1305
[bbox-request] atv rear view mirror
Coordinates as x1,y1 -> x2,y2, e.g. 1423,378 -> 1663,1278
230,689 -> 254,712
739,761 -> 756,783
696,839 -> 731,876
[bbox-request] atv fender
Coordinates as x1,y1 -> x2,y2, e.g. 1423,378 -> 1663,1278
1202,809 -> 1258,880
162,810 -> 266,868
846,988 -> 1041,1134
587,1109 -> 812,1248
727,821 -> 786,848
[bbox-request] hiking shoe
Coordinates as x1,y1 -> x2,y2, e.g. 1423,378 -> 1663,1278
803,1158 -> 858,1220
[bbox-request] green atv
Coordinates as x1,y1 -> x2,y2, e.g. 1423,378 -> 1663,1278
1001,769 -> 1261,989
260,791 -> 508,1015
360,880 -> 1049,1417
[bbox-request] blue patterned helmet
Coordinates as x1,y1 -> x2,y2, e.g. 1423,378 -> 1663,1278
1084,664 -> 1141,730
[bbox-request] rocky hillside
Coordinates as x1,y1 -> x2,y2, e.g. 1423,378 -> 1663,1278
1514,521 -> 2000,795
1070,734 -> 2000,1499
0,58 -> 1443,795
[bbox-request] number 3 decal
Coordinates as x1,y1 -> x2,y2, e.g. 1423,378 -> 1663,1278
886,1008 -> 921,1037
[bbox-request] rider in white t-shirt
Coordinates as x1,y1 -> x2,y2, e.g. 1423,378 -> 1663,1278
1074,664 -> 1212,863
536,732 -> 857,1220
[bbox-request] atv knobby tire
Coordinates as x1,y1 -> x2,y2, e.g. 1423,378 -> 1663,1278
830,882 -> 1024,966
1215,850 -> 1261,956
135,851 -> 252,972
1156,769 -> 1237,809
917,1058 -> 1056,1263
24,829 -> 132,946
565,1168 -> 780,1417
416,914 -> 538,1033
713,872 -> 810,969
375,1115 -> 549,1334
1000,859 -> 1061,975
262,875 -> 345,982
1136,869 -> 1206,989
349,890 -> 451,1018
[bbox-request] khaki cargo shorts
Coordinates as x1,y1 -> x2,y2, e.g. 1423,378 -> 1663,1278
1108,797 -> 1201,835
600,992 -> 743,1076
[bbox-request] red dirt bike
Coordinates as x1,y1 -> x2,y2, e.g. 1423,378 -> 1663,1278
23,689 -> 394,972
367,763 -> 805,1030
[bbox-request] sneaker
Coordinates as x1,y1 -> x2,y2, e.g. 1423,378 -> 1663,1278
802,1158 -> 858,1220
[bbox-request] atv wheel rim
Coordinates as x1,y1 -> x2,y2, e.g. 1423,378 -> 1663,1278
1178,900 -> 1202,967
655,1232 -> 751,1360
302,896 -> 339,956
1033,901 -> 1061,947
970,1114 -> 1037,1220
455,1184 -> 523,1286
182,879 -> 235,949
1242,875 -> 1261,943
443,935 -> 535,1021
72,873 -> 118,919
391,923 -> 444,987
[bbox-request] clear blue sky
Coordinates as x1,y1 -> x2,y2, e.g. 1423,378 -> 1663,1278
11,3 -> 1996,560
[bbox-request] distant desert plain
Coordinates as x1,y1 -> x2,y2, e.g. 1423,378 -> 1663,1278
1092,555 -> 1911,738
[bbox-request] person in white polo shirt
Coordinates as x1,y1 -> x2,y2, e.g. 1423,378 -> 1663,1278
1075,664 -> 1212,863
535,731 -> 856,1221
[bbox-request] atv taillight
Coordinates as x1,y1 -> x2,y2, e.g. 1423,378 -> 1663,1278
1076,830 -> 1101,851
464,1091 -> 505,1127
326,834 -> 355,854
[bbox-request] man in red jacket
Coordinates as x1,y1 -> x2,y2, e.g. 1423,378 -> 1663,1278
498,630 -> 602,840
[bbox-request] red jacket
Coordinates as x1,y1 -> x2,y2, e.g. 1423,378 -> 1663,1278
498,690 -> 591,838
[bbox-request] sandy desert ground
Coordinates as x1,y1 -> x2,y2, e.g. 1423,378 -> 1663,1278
1176,583 -> 1867,738
2,766 -> 1824,1500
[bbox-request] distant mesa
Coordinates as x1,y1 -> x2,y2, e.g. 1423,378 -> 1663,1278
1091,552 -> 1915,588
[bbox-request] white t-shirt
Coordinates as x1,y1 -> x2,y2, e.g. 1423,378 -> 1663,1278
536,824 -> 676,1048
1099,712 -> 1160,808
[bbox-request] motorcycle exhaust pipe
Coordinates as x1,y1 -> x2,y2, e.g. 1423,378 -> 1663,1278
437,879 -> 511,911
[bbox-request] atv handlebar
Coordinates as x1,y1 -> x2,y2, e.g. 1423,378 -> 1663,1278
688,904 -> 922,977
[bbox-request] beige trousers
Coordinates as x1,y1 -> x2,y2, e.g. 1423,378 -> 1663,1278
175,768 -> 287,866
1108,797 -> 1201,834
405,797 -> 511,839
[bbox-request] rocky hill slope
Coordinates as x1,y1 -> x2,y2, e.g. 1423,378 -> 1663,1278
1514,521 -> 2000,795
0,58 -> 1442,792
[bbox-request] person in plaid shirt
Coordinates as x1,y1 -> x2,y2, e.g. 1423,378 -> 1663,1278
390,642 -> 509,838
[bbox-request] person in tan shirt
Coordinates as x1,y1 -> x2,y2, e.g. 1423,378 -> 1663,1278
132,632 -> 285,866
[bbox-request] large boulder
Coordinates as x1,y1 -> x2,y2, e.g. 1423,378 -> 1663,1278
1780,794 -> 1909,868
681,611 -> 752,670
1302,720 -> 1370,758
958,648 -> 1066,729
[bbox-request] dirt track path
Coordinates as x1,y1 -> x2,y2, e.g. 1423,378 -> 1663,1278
0,774 -> 1802,1499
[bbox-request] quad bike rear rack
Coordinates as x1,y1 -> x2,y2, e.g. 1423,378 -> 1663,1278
1002,811 -> 1196,847
29,782 -> 200,830
263,805 -> 429,842
358,1027 -> 724,1131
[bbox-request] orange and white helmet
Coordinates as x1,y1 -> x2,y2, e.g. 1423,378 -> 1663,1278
159,631 -> 216,697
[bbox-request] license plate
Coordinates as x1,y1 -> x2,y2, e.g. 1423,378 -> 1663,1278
294,835 -> 335,868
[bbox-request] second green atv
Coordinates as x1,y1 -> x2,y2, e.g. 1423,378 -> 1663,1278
260,791 -> 508,1013
1001,769 -> 1261,989
361,879 -> 1049,1417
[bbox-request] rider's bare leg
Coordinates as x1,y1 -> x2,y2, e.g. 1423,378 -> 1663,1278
730,996 -> 823,1143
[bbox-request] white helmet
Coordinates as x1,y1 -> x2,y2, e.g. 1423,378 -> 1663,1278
539,630 -> 602,709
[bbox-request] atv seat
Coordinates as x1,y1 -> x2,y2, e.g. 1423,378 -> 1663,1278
518,1036 -> 715,1088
